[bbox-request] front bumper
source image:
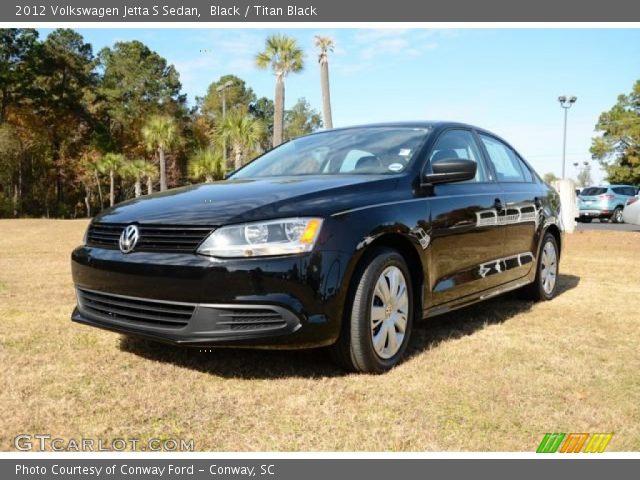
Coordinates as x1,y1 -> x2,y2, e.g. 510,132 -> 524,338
71,246 -> 351,348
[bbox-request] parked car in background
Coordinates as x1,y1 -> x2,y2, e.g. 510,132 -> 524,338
622,195 -> 640,226
71,121 -> 563,373
577,185 -> 637,223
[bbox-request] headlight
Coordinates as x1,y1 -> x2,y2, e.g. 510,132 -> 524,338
197,217 -> 323,258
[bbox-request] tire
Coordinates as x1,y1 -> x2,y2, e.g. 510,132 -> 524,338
612,207 -> 624,224
580,217 -> 592,223
330,247 -> 414,373
519,233 -> 559,301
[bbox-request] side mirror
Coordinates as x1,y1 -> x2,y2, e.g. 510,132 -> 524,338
422,158 -> 477,185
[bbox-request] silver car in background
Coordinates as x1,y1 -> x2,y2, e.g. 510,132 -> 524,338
622,194 -> 640,226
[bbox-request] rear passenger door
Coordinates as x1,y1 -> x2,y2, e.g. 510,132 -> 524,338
478,133 -> 541,284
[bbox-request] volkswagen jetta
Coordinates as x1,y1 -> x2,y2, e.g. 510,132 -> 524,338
71,122 -> 563,373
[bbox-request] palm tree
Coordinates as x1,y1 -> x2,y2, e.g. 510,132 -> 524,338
314,36 -> 334,129
188,148 -> 225,183
219,110 -> 264,171
142,115 -> 179,192
119,159 -> 148,198
97,153 -> 124,207
255,34 -> 304,148
139,161 -> 158,195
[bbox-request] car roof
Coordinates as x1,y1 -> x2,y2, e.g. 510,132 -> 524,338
587,184 -> 634,188
316,121 -> 478,132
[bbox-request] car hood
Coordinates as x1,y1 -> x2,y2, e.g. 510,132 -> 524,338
93,175 -> 402,225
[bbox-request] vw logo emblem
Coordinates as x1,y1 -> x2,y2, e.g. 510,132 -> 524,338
119,225 -> 139,254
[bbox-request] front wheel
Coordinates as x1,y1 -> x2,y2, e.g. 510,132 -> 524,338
330,247 -> 414,373
519,233 -> 559,301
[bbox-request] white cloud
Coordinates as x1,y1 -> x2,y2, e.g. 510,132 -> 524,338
352,29 -> 444,61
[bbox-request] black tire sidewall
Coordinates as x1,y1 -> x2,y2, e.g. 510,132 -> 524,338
349,249 -> 414,373
536,234 -> 559,301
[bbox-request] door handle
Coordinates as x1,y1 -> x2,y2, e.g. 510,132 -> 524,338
494,198 -> 503,212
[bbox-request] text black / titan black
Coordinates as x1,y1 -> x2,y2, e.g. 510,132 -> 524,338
71,122 -> 563,373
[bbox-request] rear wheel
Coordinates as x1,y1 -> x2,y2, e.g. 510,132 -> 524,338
519,233 -> 559,301
612,207 -> 624,224
330,247 -> 413,373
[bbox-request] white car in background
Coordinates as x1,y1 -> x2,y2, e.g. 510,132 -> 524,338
622,195 -> 640,226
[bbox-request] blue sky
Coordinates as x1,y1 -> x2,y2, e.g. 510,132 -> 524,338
40,28 -> 640,183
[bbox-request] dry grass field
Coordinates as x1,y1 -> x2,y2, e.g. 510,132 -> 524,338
1,219 -> 639,451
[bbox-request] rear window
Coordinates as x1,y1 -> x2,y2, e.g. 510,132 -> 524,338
581,187 -> 607,196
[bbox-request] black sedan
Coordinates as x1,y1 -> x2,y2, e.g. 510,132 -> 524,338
71,122 -> 563,373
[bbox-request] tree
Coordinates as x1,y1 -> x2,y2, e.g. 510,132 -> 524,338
255,34 -> 304,148
188,148 -> 225,183
543,172 -> 559,184
219,110 -> 264,171
590,79 -> 640,184
38,29 -> 96,213
199,75 -> 256,123
120,159 -> 149,198
250,96 -> 275,151
142,115 -> 179,192
139,161 -> 158,195
314,35 -> 334,129
0,29 -> 39,123
576,163 -> 593,188
96,40 -> 185,155
284,98 -> 322,141
97,153 -> 124,207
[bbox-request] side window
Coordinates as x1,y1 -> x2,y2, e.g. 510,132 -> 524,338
625,187 -> 636,196
612,187 -> 624,195
517,157 -> 534,182
479,135 -> 526,182
428,130 -> 487,182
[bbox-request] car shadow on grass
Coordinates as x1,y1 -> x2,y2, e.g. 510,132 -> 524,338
119,273 -> 580,379
406,273 -> 580,360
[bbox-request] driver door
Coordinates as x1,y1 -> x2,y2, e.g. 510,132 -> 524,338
426,129 -> 507,306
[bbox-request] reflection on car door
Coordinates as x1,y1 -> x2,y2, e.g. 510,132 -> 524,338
426,129 -> 507,307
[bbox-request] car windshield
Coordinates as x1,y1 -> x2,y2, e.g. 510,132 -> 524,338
581,187 -> 607,196
231,127 -> 430,178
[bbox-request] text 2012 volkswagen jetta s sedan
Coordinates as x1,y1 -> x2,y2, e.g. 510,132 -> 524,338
71,122 -> 563,373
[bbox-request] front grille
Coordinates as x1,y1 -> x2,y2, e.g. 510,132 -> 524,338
216,308 -> 288,331
86,223 -> 213,253
77,288 -> 195,329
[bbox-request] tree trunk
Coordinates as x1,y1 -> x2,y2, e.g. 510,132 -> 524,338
320,58 -> 333,129
84,186 -> 91,218
95,170 -> 104,210
109,169 -> 115,207
273,72 -> 285,147
147,176 -> 153,195
134,177 -> 142,198
159,147 -> 167,192
234,145 -> 243,170
12,183 -> 18,217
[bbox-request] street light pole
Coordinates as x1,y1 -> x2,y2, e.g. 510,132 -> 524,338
216,80 -> 234,167
558,95 -> 577,179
